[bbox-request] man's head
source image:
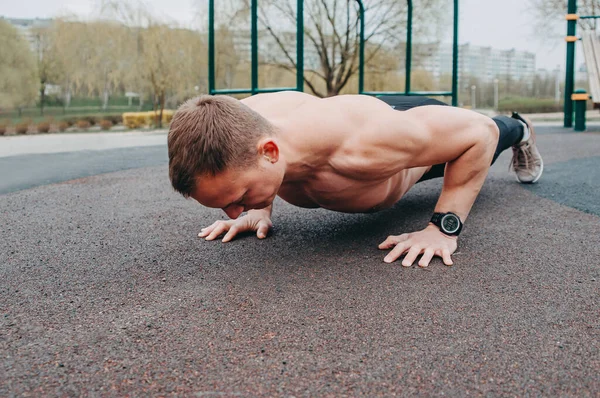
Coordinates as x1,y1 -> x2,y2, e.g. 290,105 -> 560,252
168,95 -> 284,218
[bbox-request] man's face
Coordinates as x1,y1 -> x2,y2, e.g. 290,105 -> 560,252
191,161 -> 281,219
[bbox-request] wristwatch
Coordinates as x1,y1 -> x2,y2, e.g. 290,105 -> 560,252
430,212 -> 463,236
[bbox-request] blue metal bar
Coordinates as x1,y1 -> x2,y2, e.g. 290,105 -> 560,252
405,0 -> 413,94
366,91 -> 453,97
296,0 -> 304,91
256,87 -> 298,93
251,0 -> 258,94
451,0 -> 459,106
580,15 -> 600,19
211,89 -> 255,94
211,88 -> 299,95
564,0 -> 577,127
208,0 -> 215,94
356,0 -> 365,93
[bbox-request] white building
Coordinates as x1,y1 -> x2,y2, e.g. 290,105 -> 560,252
419,42 -> 536,83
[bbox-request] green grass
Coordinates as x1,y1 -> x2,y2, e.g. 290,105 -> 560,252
0,95 -> 157,124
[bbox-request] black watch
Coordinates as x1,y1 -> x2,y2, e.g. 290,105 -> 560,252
430,212 -> 463,236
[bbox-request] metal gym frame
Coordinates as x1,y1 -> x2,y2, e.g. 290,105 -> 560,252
208,0 -> 459,106
564,0 -> 600,127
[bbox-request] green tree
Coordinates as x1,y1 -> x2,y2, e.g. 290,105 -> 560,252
0,19 -> 38,110
101,0 -> 208,126
30,24 -> 62,115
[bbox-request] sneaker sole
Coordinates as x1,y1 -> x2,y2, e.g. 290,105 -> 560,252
515,159 -> 543,184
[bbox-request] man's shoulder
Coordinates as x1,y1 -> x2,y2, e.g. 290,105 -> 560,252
241,91 -> 321,117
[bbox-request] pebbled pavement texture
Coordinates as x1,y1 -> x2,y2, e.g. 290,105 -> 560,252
1,127 -> 599,396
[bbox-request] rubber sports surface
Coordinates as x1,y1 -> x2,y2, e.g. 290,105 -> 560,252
1,125 -> 599,396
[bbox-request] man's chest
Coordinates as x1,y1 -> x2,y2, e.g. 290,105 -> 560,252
277,171 -> 408,213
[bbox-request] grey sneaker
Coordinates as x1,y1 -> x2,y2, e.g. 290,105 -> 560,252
510,112 -> 544,184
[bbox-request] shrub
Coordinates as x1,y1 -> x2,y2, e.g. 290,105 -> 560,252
122,110 -> 174,129
162,110 -> 174,124
0,123 -> 7,136
58,121 -> 69,132
37,121 -> 51,133
136,113 -> 149,126
123,112 -> 140,129
84,116 -> 97,126
99,119 -> 113,130
112,114 -> 123,125
76,120 -> 91,130
106,114 -> 122,125
15,123 -> 29,135
66,117 -> 77,127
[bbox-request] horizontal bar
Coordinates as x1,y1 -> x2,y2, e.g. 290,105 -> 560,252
255,87 -> 298,93
210,88 -> 299,95
364,91 -> 453,97
580,15 -> 600,19
210,89 -> 253,94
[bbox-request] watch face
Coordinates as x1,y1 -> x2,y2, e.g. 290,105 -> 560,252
441,214 -> 460,234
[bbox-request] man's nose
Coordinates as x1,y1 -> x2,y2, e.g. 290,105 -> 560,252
223,205 -> 244,219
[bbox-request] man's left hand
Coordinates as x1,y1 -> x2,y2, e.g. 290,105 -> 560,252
378,224 -> 458,267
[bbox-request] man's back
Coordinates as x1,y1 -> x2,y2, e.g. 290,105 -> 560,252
240,91 -> 434,212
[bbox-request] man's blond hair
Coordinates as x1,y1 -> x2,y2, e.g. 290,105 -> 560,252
168,95 -> 274,197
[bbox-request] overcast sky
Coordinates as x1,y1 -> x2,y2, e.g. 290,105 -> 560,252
0,0 -> 581,71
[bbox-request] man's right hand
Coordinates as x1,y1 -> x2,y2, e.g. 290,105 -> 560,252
198,209 -> 273,242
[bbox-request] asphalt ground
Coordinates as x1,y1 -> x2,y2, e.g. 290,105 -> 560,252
1,125 -> 599,396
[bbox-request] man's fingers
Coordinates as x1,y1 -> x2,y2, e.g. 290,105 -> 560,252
379,234 -> 409,249
205,223 -> 229,241
442,249 -> 454,266
198,221 -> 220,237
418,248 -> 435,268
221,225 -> 240,243
401,246 -> 422,267
383,241 -> 410,263
256,221 -> 270,239
199,227 -> 217,238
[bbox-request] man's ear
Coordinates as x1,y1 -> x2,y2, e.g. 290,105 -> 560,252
257,138 -> 279,163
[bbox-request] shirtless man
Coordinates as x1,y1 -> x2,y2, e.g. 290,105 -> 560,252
167,92 -> 543,267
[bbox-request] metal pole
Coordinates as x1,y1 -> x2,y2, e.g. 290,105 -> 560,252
573,89 -> 588,131
208,0 -> 215,94
451,0 -> 459,106
405,0 -> 413,94
251,0 -> 259,95
296,0 -> 304,91
564,0 -> 577,127
494,79 -> 499,110
357,0 -> 365,94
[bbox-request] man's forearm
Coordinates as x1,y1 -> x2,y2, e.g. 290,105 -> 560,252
434,132 -> 497,222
